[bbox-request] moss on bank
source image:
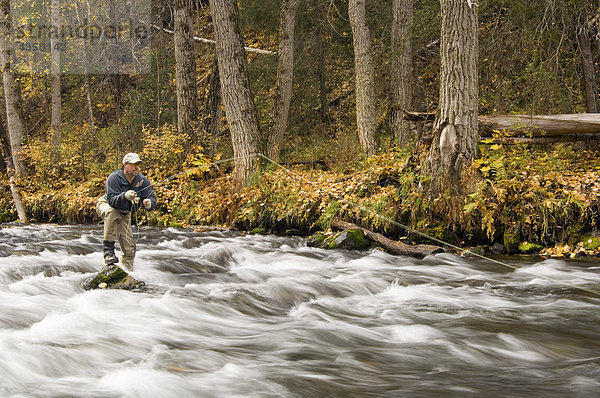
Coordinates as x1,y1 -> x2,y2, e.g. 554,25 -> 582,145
1,145 -> 600,255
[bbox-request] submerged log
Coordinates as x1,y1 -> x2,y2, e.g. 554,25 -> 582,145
82,264 -> 145,290
332,220 -> 444,258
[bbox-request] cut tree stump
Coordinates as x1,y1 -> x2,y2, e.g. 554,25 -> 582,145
332,220 -> 444,258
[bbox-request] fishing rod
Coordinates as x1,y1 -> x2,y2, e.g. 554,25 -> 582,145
137,154 -> 250,194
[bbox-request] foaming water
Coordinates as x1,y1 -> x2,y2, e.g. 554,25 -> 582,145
0,224 -> 599,397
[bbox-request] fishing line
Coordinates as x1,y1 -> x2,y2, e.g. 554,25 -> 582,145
128,151 -> 600,297
256,153 -> 600,298
132,154 -> 252,242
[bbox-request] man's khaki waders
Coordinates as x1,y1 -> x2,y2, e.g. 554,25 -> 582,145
96,196 -> 135,270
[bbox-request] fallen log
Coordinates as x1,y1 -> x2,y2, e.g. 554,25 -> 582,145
332,220 -> 444,258
403,111 -> 600,138
478,113 -> 600,137
147,23 -> 275,55
486,133 -> 600,144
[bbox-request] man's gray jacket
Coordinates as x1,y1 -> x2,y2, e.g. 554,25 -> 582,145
105,168 -> 157,213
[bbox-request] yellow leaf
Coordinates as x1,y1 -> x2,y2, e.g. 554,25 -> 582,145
490,144 -> 503,150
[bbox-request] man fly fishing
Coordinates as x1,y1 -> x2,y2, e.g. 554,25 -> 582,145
96,153 -> 157,270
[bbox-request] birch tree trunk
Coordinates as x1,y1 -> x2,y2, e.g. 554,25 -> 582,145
0,118 -> 27,223
210,0 -> 261,189
51,0 -> 62,155
391,0 -> 414,146
266,0 -> 301,160
348,0 -> 377,156
427,0 -> 479,194
0,0 -> 27,177
174,0 -> 198,140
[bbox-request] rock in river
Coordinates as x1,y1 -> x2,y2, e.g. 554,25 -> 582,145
82,264 -> 145,290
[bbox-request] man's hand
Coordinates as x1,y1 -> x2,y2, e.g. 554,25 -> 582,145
124,190 -> 137,201
143,199 -> 151,209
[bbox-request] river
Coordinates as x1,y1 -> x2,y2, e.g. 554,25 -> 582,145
0,224 -> 599,397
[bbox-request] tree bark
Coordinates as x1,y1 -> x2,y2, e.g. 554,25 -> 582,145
390,0 -> 414,146
0,103 -> 28,223
332,220 -> 444,258
577,14 -> 599,113
50,0 -> 61,155
174,0 -> 198,141
108,0 -> 122,121
348,0 -> 377,156
266,0 -> 301,160
77,1 -> 96,145
314,17 -> 328,120
210,0 -> 262,190
202,59 -> 222,156
0,0 -> 27,177
427,0 -> 479,194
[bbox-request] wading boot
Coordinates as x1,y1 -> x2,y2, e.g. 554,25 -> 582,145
103,240 -> 119,265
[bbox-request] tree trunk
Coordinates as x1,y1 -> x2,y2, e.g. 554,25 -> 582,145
427,0 -> 479,194
577,14 -> 599,113
78,1 -> 96,145
210,0 -> 262,190
174,0 -> 198,141
266,0 -> 301,160
0,0 -> 27,177
108,0 -> 122,121
390,0 -> 414,146
348,0 -> 377,156
0,103 -> 28,223
50,0 -> 61,156
202,58 -> 222,157
315,17 -> 328,120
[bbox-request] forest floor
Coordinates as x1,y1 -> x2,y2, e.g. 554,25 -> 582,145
2,142 -> 600,258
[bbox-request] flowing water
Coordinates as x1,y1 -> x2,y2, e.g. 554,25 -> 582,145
0,224 -> 599,398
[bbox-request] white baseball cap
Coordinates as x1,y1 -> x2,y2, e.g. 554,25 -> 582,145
122,153 -> 142,164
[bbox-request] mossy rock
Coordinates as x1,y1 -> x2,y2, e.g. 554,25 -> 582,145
581,236 -> 600,251
503,230 -> 521,254
307,229 -> 370,251
518,241 -> 543,254
332,229 -> 370,250
82,264 -> 145,290
566,224 -> 585,245
250,227 -> 266,235
463,246 -> 489,256
307,231 -> 327,247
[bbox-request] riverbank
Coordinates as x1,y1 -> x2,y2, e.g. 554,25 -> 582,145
1,144 -> 600,256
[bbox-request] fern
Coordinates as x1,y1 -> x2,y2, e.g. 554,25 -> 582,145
490,156 -> 507,181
